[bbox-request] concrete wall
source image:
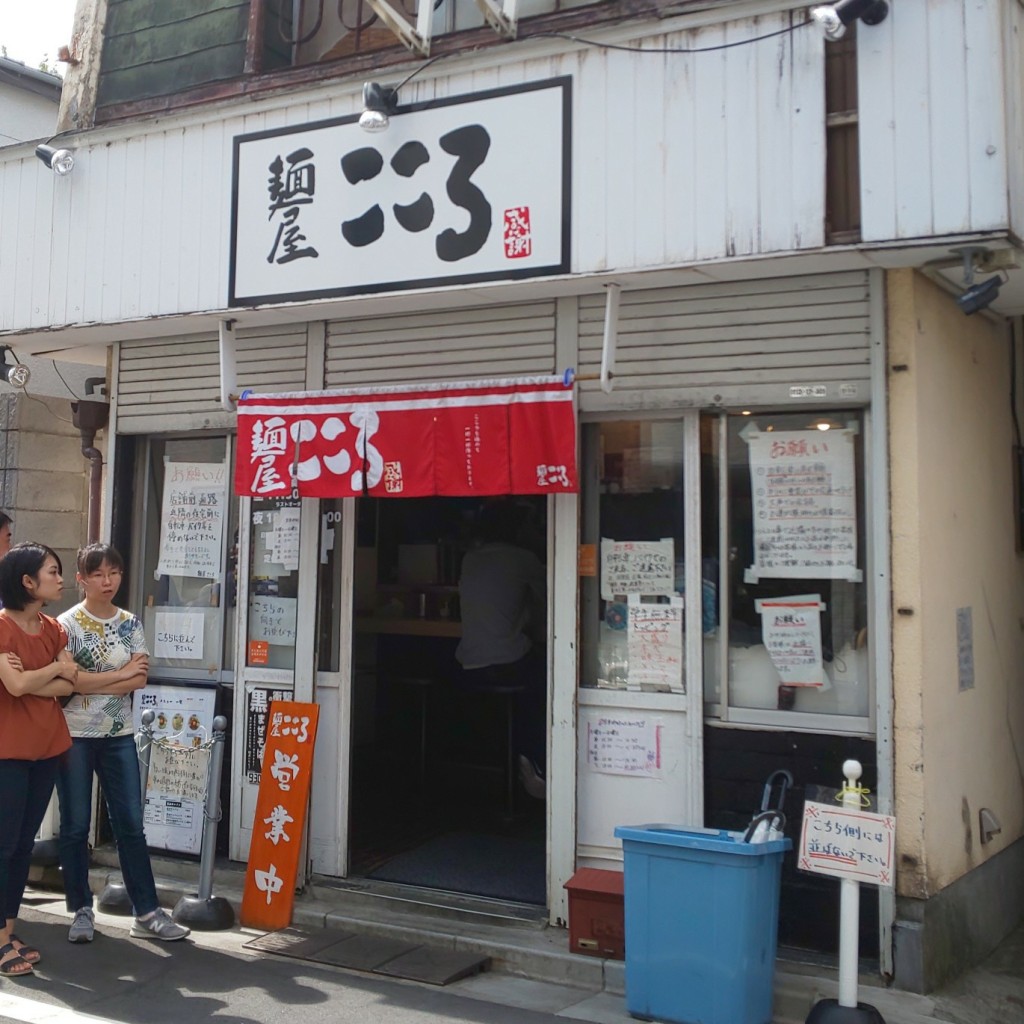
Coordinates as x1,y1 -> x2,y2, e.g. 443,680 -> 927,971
0,393 -> 91,614
888,268 -> 1024,988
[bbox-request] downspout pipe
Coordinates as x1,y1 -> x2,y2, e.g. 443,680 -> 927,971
71,400 -> 110,545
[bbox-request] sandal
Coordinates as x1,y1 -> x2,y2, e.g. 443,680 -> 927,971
0,942 -> 33,977
9,935 -> 40,965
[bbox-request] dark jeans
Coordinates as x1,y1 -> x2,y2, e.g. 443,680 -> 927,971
56,734 -> 158,916
460,648 -> 546,773
0,756 -> 60,921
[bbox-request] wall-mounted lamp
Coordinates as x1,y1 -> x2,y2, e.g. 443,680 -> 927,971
0,348 -> 30,389
35,143 -> 75,175
810,0 -> 889,41
953,246 -> 1005,316
359,81 -> 400,133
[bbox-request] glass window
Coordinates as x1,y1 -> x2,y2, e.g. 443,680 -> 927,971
705,411 -> 869,719
245,497 -> 302,671
138,437 -> 235,679
579,420 -> 686,693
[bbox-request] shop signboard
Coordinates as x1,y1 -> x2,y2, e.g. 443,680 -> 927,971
798,801 -> 895,886
230,77 -> 570,305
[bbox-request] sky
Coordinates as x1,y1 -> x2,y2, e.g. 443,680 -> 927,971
1,0 -> 78,72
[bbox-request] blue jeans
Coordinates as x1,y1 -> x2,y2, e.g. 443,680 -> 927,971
0,756 -> 60,921
56,735 -> 158,916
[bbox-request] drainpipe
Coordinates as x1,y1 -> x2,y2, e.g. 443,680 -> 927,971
71,398 -> 109,545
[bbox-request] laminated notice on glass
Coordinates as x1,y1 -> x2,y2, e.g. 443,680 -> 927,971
743,427 -> 861,583
600,539 -> 675,600
755,594 -> 829,689
626,595 -> 684,692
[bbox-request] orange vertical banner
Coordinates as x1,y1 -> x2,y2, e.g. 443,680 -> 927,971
240,700 -> 320,930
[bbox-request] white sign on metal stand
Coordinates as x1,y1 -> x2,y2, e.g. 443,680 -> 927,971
802,760 -> 889,1024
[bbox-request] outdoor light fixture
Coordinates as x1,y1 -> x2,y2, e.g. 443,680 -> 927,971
358,81 -> 399,132
957,274 -> 1003,316
810,0 -> 889,41
952,246 -> 1005,316
0,348 -> 30,389
34,143 -> 75,175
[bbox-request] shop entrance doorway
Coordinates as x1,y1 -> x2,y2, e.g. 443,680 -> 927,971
347,495 -> 548,906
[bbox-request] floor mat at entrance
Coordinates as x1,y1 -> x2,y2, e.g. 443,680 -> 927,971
366,831 -> 545,905
244,926 -> 490,985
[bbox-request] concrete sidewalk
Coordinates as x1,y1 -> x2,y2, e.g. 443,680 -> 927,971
29,855 -> 1020,1024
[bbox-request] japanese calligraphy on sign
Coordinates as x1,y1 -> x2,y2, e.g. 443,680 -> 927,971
626,595 -> 684,692
250,596 -> 297,647
153,611 -> 204,661
798,801 -> 895,886
744,428 -> 861,583
156,461 -> 227,580
241,701 -> 320,931
585,714 -> 663,778
230,78 -> 570,305
755,594 -> 828,688
600,539 -> 675,600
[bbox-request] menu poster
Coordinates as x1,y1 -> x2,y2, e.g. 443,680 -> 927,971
585,713 -> 663,778
756,594 -> 828,688
244,685 -> 293,784
133,683 -> 217,854
626,595 -> 684,692
268,506 -> 300,571
600,538 -> 675,600
250,596 -> 297,646
743,428 -> 861,582
153,610 -> 204,660
156,461 -> 227,580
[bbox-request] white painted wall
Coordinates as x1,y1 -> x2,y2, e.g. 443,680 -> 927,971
0,9 -> 824,334
0,81 -> 58,146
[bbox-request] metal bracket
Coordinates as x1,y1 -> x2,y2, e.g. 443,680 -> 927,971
475,0 -> 518,38
364,0 -> 431,56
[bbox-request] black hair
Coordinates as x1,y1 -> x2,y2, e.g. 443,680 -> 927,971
0,512 -> 12,533
78,543 -> 124,576
478,501 -> 523,544
0,542 -> 62,610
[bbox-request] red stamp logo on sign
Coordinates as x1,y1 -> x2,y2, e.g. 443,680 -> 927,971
503,207 -> 532,259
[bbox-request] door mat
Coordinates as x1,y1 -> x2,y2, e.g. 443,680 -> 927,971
367,831 -> 545,905
244,926 -> 490,986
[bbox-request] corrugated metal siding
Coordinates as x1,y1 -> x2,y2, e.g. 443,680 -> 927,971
324,302 -> 557,387
115,325 -> 308,433
576,272 -> 871,403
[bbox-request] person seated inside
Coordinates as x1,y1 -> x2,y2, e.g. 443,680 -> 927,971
455,501 -> 547,799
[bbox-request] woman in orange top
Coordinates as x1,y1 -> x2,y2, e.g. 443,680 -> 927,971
0,543 -> 77,977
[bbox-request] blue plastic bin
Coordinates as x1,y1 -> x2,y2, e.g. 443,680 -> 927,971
614,824 -> 792,1024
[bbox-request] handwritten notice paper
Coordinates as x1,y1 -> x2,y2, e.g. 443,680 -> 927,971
251,596 -> 297,646
269,507 -> 300,571
148,743 -> 210,803
799,801 -> 896,886
157,461 -> 227,580
600,538 -> 675,599
153,611 -> 204,660
586,714 -> 663,778
626,595 -> 684,692
744,428 -> 860,582
756,595 -> 828,688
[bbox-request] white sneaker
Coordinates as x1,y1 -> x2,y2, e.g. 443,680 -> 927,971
129,908 -> 190,942
68,906 -> 95,943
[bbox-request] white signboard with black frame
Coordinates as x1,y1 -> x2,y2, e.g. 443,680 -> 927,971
229,77 -> 571,306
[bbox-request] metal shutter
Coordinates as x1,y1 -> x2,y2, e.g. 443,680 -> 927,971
115,325 -> 309,433
576,271 -> 873,409
325,301 -> 557,388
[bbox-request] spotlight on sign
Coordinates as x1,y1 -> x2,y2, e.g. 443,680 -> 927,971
358,82 -> 399,133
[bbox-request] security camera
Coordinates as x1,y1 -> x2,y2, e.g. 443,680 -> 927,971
956,275 -> 1002,316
